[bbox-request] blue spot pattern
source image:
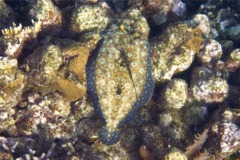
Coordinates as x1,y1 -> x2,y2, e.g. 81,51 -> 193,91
118,43 -> 154,127
86,39 -> 105,122
86,40 -> 154,145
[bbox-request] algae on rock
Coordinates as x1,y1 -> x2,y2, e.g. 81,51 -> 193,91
151,23 -> 202,83
0,57 -> 25,108
71,5 -> 110,33
26,43 -> 88,101
29,0 -> 62,33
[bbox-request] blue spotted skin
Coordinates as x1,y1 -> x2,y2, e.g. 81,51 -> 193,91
86,39 -> 105,121
118,43 -> 154,127
86,21 -> 154,145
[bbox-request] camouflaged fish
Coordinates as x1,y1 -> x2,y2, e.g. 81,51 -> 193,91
86,9 -> 154,145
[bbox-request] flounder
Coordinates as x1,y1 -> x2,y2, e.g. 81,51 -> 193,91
86,9 -> 154,145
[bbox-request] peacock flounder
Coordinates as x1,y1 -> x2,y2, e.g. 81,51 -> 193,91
86,9 -> 154,145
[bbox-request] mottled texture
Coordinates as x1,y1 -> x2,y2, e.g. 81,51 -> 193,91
26,44 -> 88,101
161,79 -> 188,109
197,39 -> 222,63
164,148 -> 187,160
151,23 -> 201,83
86,9 -> 154,145
141,125 -> 168,159
29,0 -> 62,33
1,0 -> 240,159
71,5 -> 110,33
190,67 -> 229,103
0,57 -> 26,134
226,49 -> 240,72
205,108 -> 240,159
128,0 -> 174,25
0,57 -> 25,108
0,21 -> 42,58
193,14 -> 211,37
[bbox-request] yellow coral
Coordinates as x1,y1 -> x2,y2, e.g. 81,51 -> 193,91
56,78 -> 86,101
1,21 -> 42,58
1,23 -> 23,36
1,21 -> 42,37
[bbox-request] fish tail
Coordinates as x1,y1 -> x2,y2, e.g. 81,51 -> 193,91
99,126 -> 120,145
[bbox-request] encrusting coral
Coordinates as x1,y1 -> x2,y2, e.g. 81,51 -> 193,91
196,39 -> 222,63
190,67 -> 229,103
226,49 -> 240,72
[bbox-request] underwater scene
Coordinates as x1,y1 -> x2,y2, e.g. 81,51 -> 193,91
0,0 -> 239,159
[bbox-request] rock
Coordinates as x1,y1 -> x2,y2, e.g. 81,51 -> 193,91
29,0 -> 62,33
70,5 -> 111,33
226,49 -> 240,72
196,39 -> 222,63
190,67 -> 229,103
164,148 -> 187,160
151,23 -> 202,83
161,79 -> 188,109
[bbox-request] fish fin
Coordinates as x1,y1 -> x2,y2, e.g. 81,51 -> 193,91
120,48 -> 138,100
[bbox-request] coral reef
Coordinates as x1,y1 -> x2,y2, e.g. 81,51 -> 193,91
182,103 -> 208,127
192,14 -> 211,37
0,0 -> 239,159
209,108 -> 240,159
141,124 -> 168,159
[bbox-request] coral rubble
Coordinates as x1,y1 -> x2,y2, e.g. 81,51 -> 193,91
0,0 -> 240,159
